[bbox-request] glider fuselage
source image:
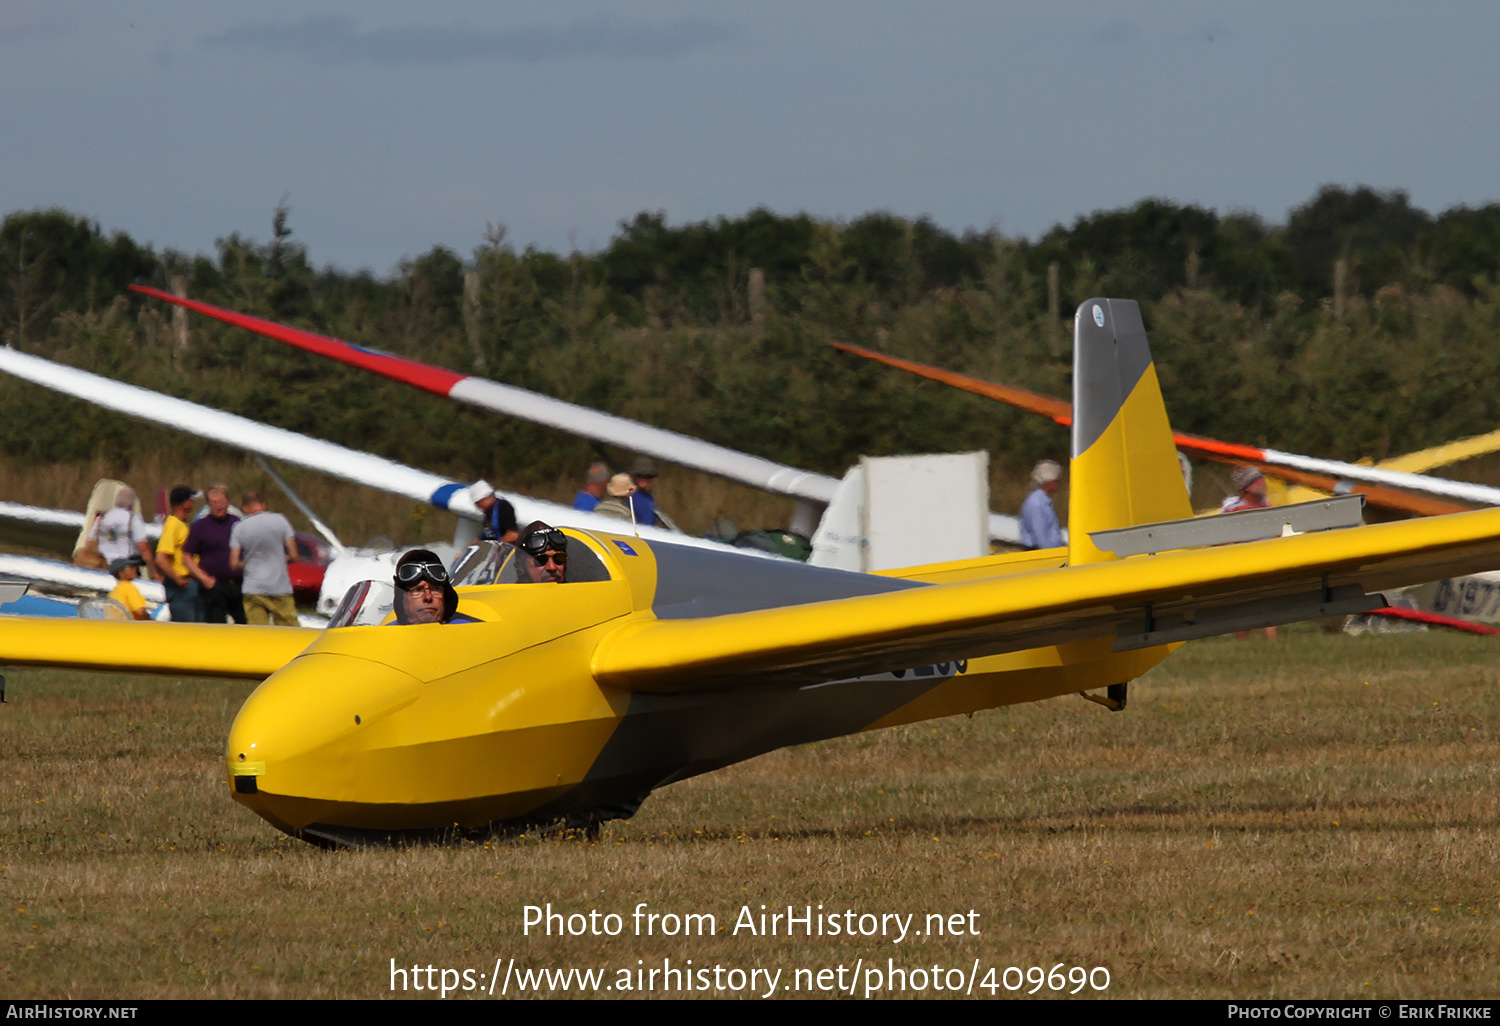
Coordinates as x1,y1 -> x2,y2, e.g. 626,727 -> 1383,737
226,531 -> 1169,843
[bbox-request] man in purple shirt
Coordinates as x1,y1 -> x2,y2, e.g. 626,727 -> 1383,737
184,484 -> 246,624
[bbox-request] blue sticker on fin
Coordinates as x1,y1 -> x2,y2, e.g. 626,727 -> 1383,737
613,540 -> 638,556
1092,304 -> 1105,328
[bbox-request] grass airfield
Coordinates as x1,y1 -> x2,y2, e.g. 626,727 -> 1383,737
2,626 -> 1498,1000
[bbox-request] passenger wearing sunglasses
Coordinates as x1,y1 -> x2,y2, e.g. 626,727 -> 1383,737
392,548 -> 476,624
516,522 -> 568,584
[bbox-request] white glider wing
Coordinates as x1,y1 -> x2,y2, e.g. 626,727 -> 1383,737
0,347 -> 754,556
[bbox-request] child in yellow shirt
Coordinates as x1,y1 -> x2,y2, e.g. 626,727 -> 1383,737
107,555 -> 151,621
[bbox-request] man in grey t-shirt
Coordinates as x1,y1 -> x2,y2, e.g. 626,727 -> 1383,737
229,491 -> 299,626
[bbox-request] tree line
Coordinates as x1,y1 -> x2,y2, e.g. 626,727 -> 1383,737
4,184 -> 1500,498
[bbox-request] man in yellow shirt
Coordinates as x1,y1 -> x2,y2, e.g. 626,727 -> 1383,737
154,485 -> 208,622
107,555 -> 151,621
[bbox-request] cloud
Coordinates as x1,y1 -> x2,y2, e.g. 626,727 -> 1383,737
203,13 -> 744,66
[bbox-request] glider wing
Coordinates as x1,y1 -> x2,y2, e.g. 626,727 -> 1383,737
130,285 -> 839,504
593,504 -> 1500,693
0,347 -> 748,555
0,618 -> 320,679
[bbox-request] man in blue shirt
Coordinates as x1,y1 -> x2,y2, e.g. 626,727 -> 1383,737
1019,460 -> 1063,550
628,457 -> 663,527
572,463 -> 609,512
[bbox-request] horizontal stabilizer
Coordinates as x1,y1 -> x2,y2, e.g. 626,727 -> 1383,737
1089,495 -> 1366,557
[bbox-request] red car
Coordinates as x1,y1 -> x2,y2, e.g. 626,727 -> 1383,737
288,533 -> 333,606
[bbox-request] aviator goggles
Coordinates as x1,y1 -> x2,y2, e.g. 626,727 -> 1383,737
520,529 -> 569,565
395,561 -> 450,589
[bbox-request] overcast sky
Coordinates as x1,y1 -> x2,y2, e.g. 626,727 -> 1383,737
3,1 -> 1497,275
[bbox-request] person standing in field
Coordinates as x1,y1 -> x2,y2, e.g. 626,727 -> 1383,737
184,484 -> 245,624
627,458 -> 663,527
155,485 -> 203,622
88,487 -> 155,579
1220,466 -> 1278,640
230,491 -> 300,627
1019,460 -> 1064,550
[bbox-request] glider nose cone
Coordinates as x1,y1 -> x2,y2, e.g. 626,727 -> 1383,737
226,652 -> 424,832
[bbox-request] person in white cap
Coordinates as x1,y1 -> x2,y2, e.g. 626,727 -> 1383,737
1019,460 -> 1064,550
469,480 -> 518,543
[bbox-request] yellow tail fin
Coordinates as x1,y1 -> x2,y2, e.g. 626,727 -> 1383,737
1068,299 -> 1192,565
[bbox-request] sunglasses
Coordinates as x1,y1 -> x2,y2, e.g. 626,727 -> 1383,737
520,529 -> 569,565
396,561 -> 450,588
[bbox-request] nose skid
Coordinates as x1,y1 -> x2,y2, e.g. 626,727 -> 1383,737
226,652 -> 425,827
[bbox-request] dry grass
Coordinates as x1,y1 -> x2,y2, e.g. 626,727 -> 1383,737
1,627 -> 1498,999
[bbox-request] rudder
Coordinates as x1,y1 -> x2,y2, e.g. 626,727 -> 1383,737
1068,299 -> 1191,565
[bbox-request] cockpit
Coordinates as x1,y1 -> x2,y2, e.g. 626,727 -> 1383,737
324,536 -> 616,629
451,538 -> 613,586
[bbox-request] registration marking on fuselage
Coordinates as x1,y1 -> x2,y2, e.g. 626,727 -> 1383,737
799,659 -> 969,690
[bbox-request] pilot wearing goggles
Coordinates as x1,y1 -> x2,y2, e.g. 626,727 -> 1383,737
392,548 -> 475,624
516,522 -> 568,584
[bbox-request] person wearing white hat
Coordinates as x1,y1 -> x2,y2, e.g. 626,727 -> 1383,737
469,479 -> 518,543
1019,460 -> 1064,550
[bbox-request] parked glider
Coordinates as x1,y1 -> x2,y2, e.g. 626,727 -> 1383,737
128,286 -> 1024,545
0,500 -> 97,553
831,341 -> 1486,517
0,553 -> 165,617
6,299 -> 1500,847
0,346 -> 748,614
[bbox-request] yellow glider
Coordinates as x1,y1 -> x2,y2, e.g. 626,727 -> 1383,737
5,298 -> 1500,847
